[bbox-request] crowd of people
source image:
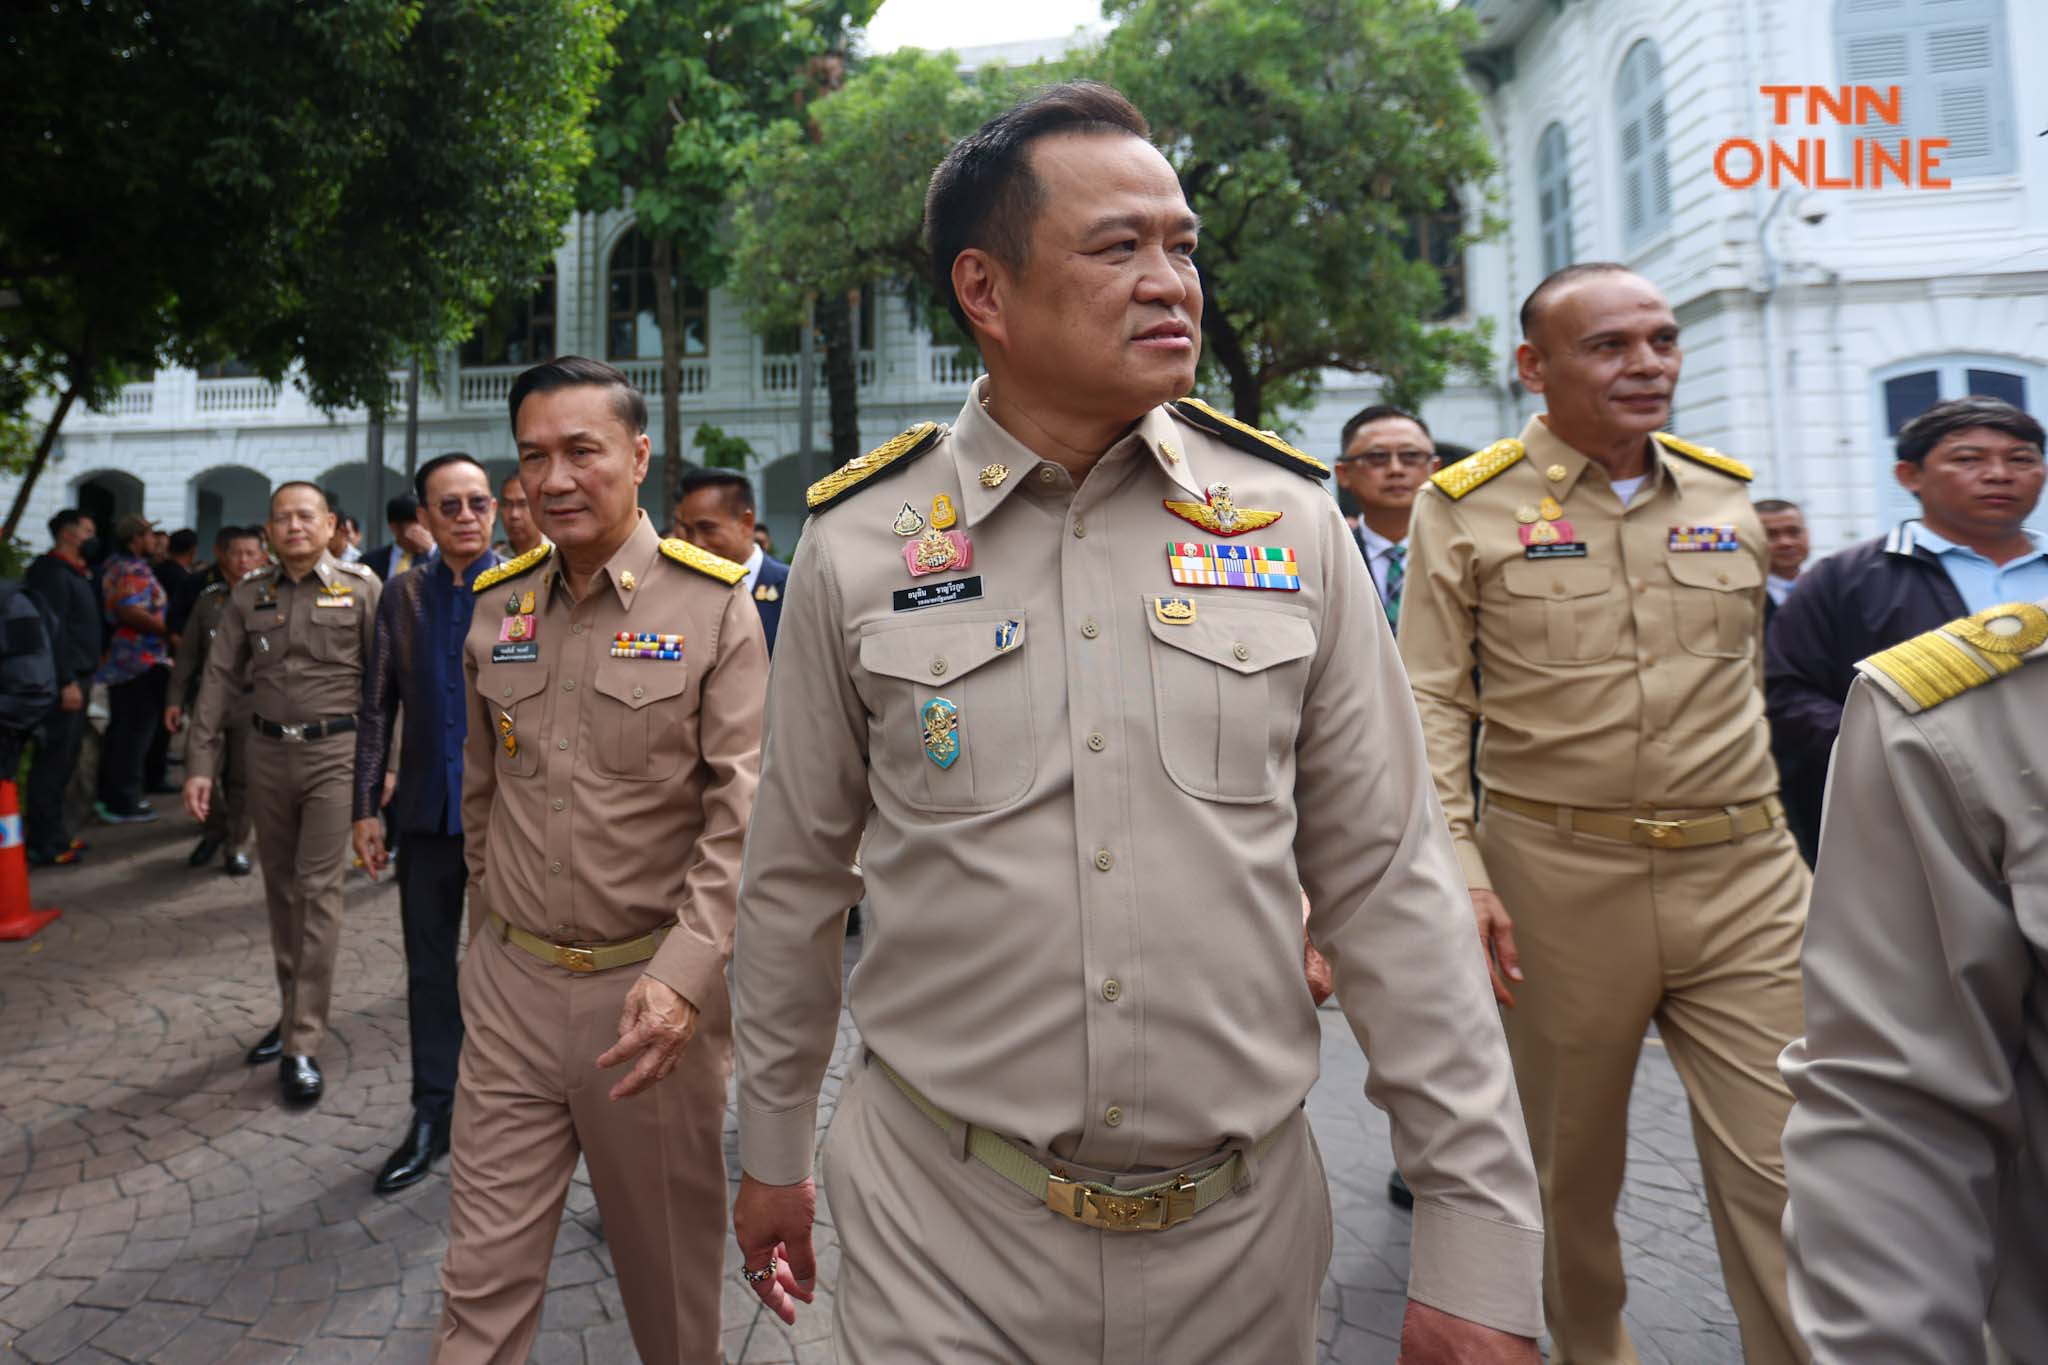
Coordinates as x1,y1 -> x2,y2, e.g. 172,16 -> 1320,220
3,77 -> 2042,1365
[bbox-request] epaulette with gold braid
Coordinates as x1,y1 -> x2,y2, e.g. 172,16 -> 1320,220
473,542 -> 553,593
1655,432 -> 1754,481
660,537 -> 745,585
806,422 -> 944,512
1856,602 -> 2048,713
1170,398 -> 1329,481
1429,438 -> 1524,499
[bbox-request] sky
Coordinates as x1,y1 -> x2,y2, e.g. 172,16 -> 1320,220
863,0 -> 1108,55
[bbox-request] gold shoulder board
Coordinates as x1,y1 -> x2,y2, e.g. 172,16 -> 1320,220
1169,398 -> 1330,481
806,422 -> 944,512
337,561 -> 377,580
1856,602 -> 2048,713
473,542 -> 554,594
659,537 -> 746,585
1655,432 -> 1754,481
1429,438 -> 1524,499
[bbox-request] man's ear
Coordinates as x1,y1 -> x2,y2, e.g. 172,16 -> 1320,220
1514,341 -> 1546,395
1893,460 -> 1923,497
953,249 -> 1009,353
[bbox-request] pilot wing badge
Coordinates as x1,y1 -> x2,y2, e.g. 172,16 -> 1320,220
1162,484 -> 1282,537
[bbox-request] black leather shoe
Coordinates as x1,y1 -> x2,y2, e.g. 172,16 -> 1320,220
188,837 -> 223,868
280,1055 -> 323,1105
224,852 -> 252,876
374,1116 -> 451,1194
245,1026 -> 282,1066
1386,1168 -> 1414,1210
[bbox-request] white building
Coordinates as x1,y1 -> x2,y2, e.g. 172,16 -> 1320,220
13,0 -> 2042,556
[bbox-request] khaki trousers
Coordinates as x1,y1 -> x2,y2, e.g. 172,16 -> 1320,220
204,707 -> 255,855
1476,802 -> 1809,1365
822,1054 -> 1332,1364
435,930 -> 731,1365
244,727 -> 354,1056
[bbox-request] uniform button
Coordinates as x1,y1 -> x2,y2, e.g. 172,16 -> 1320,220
1717,572 -> 1730,585
1081,620 -> 1099,640
551,798 -> 565,811
1637,583 -> 1649,595
632,685 -> 644,699
562,679 -> 576,691
572,623 -> 585,634
1039,466 -> 1057,484
557,738 -> 570,750
1094,849 -> 1114,872
1103,1105 -> 1124,1127
930,657 -> 949,677
1086,731 -> 1106,752
1073,520 -> 1087,539
1551,582 -> 1566,595
549,860 -> 562,874
1101,978 -> 1122,1002
1232,642 -> 1250,662
502,685 -> 513,698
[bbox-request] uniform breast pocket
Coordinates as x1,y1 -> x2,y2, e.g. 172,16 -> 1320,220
858,614 -> 1034,815
1144,601 -> 1316,804
308,607 -> 358,663
479,667 -> 550,779
589,659 -> 697,782
247,616 -> 289,671
1665,554 -> 1762,659
1498,560 -> 1621,664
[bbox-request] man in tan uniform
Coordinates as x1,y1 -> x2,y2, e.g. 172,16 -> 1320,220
731,82 -> 1543,1364
436,356 -> 766,1364
1398,262 -> 1809,1365
165,524 -> 269,874
1781,600 -> 2048,1365
184,484 -> 380,1105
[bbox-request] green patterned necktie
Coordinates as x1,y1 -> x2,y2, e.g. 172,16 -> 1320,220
1384,543 -> 1406,628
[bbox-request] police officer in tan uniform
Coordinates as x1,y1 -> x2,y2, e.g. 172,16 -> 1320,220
435,357 -> 766,1365
731,83 -> 1543,1364
1398,262 -> 1810,1365
165,524 -> 269,874
1780,600 -> 2048,1365
184,484 -> 380,1105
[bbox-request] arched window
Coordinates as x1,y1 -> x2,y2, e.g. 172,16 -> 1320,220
1536,122 -> 1574,276
606,228 -> 709,361
1836,0 -> 2015,179
461,265 -> 557,367
1615,40 -> 1672,250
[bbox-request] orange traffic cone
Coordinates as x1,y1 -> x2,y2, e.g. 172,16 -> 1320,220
0,779 -> 61,941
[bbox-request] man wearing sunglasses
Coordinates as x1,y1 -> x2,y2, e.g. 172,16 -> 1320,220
353,452 -> 500,1193
1335,405 -> 1441,630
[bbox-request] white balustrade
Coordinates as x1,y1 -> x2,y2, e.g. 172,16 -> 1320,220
194,378 -> 282,414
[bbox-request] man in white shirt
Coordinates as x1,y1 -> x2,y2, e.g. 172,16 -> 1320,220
672,469 -> 788,654
1335,404 -> 1440,627
1755,498 -> 1810,607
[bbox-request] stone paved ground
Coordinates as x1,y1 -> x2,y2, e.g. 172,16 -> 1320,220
2,815 -> 1743,1364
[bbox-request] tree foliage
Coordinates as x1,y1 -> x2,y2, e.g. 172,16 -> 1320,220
1097,0 -> 1497,421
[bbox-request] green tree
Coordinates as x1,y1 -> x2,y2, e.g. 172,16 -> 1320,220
577,0 -> 876,508
1097,0 -> 1498,423
0,0 -> 615,540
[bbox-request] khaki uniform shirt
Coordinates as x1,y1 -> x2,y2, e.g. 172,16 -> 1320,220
188,551 -> 379,781
1399,415 -> 1777,889
169,581 -> 250,716
1780,604 -> 2048,1363
735,381 -> 1544,1335
459,512 -> 767,1014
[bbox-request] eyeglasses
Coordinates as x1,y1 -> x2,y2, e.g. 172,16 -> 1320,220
1335,450 -> 1434,470
435,495 -> 495,521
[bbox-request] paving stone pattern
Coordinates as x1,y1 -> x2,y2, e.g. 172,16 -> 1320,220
2,818 -> 1743,1363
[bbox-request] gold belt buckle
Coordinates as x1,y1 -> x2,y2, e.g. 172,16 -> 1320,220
1045,1173 -> 1198,1232
1632,817 -> 1688,848
552,943 -> 598,973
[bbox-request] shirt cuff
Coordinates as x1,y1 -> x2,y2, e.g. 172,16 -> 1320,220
645,925 -> 726,1021
739,1099 -> 821,1186
1407,1198 -> 1545,1338
1455,838 -> 1492,891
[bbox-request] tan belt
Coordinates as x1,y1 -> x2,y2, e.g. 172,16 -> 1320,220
874,1055 -> 1282,1233
486,911 -> 666,974
1486,792 -> 1783,850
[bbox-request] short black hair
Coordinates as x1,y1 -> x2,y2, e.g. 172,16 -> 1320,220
1340,404 -> 1432,453
1895,395 -> 2045,465
924,82 -> 1152,334
341,514 -> 360,533
220,525 -> 263,549
675,468 -> 755,517
384,493 -> 419,526
1519,261 -> 1636,341
414,451 -> 490,504
501,471 -> 524,496
507,355 -> 647,437
167,529 -> 199,556
48,508 -> 87,540
272,481 -> 332,515
1753,499 -> 1801,516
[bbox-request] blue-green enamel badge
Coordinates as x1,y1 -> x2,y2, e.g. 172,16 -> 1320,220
921,697 -> 960,769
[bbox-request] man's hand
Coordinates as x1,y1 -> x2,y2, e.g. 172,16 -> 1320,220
352,818 -> 388,879
732,1174 -> 818,1326
1471,888 -> 1522,1008
1399,1301 -> 1540,1363
595,975 -> 698,1101
60,682 -> 84,714
381,771 -> 398,807
163,703 -> 183,732
182,776 -> 212,823
1304,932 -> 1334,1007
